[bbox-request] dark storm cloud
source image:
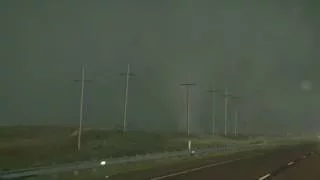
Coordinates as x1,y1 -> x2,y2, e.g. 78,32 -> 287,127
2,0 -> 320,134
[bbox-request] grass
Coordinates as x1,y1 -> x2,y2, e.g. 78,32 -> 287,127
0,126 -> 312,171
26,147 -> 258,180
26,142 -> 284,180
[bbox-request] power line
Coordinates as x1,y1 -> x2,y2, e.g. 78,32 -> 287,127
180,83 -> 196,136
223,88 -> 232,136
207,88 -> 223,136
231,96 -> 242,136
120,64 -> 136,133
73,64 -> 92,152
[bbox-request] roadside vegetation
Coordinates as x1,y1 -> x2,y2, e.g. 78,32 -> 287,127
0,126 -> 314,171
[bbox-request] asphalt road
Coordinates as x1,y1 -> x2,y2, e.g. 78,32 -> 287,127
111,143 -> 319,180
273,151 -> 320,180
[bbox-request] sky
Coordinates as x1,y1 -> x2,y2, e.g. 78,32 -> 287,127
2,0 -> 320,135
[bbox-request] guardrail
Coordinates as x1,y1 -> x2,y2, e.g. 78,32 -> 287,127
0,144 -> 262,179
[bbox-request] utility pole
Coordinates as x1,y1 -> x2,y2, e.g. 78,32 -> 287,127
84,102 -> 89,124
223,88 -> 232,136
208,89 -> 219,136
120,64 -> 135,133
73,64 -> 92,152
232,96 -> 242,136
234,111 -> 238,136
180,83 -> 196,136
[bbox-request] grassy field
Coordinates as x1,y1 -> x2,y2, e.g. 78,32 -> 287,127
0,126 -> 267,170
46,136 -> 317,180
27,141 -> 304,180
28,148 -> 257,180
0,126 -> 313,171
0,126 -> 317,180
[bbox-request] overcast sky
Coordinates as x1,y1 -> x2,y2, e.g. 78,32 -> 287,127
2,0 -> 320,135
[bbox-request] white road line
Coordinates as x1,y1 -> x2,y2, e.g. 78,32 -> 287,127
258,173 -> 271,180
257,152 -> 312,180
150,157 -> 248,180
287,161 -> 295,166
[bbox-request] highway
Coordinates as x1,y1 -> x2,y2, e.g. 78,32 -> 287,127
111,143 -> 319,180
273,151 -> 320,180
